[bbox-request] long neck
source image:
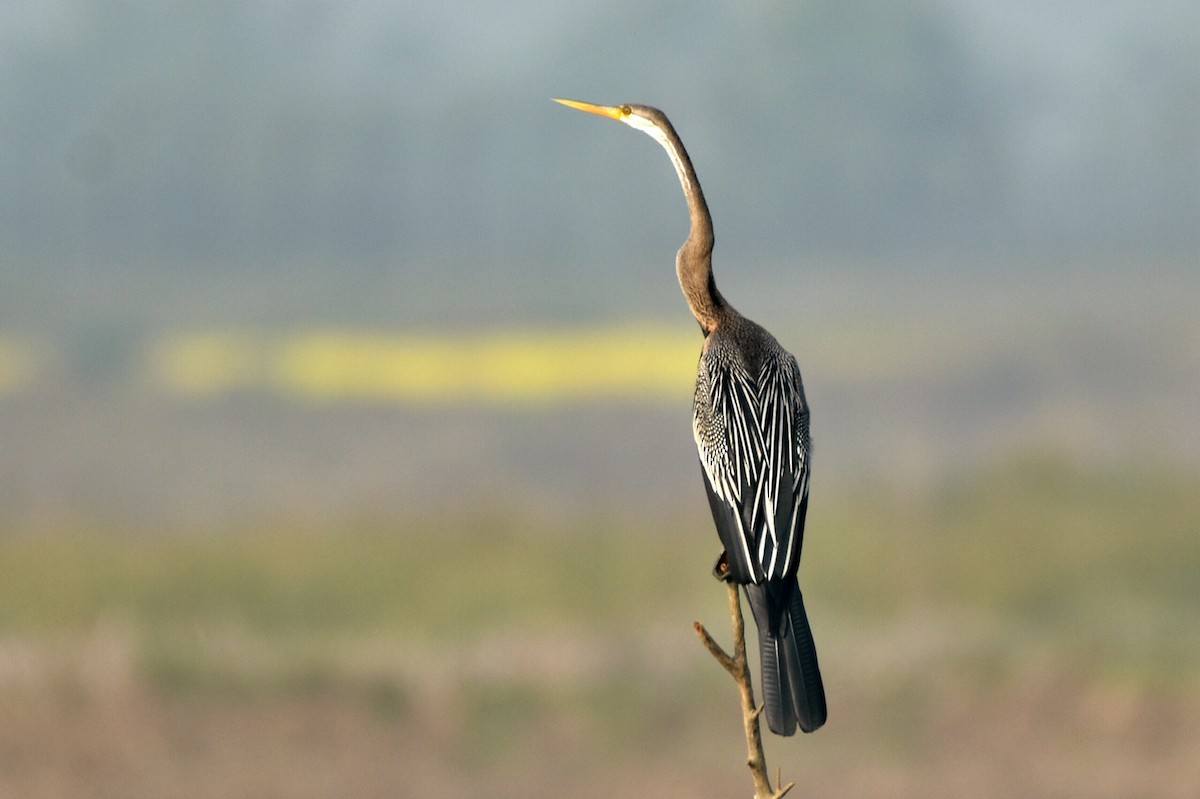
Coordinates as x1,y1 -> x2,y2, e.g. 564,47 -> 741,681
652,122 -> 728,333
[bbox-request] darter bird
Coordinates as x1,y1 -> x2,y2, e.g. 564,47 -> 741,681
554,99 -> 827,735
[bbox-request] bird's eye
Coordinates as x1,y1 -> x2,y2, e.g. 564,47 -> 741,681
621,105 -> 632,116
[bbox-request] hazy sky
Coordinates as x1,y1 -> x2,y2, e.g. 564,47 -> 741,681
3,1 -> 1196,268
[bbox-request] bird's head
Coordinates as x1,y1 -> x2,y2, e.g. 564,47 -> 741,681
553,98 -> 674,150
553,97 -> 717,325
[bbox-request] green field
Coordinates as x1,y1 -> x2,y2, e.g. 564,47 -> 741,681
1,454 -> 1197,798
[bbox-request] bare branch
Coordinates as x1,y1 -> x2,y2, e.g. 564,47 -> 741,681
695,580 -> 796,799
694,621 -> 735,672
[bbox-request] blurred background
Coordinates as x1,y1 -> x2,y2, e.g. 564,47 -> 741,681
1,1 -> 1198,797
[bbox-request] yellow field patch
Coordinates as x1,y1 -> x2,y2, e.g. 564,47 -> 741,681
153,326 -> 701,405
153,332 -> 263,396
0,338 -> 40,396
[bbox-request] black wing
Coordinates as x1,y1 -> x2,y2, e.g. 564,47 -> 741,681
693,340 -> 810,584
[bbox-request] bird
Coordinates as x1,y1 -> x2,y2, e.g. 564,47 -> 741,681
554,98 -> 826,735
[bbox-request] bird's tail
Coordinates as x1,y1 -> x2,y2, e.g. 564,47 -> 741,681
745,580 -> 827,735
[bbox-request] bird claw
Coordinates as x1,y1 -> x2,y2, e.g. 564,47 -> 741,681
711,551 -> 733,582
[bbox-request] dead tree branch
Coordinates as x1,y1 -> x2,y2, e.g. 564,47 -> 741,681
695,581 -> 795,799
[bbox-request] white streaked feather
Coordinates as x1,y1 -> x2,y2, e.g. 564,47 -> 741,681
694,339 -> 809,585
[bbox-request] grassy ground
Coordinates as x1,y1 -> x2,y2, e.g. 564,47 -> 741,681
1,454 -> 1198,798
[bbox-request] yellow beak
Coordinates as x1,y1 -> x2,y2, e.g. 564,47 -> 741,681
553,98 -> 626,121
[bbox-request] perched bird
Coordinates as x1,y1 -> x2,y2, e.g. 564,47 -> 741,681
554,99 -> 826,735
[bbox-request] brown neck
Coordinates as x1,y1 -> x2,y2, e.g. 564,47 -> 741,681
657,121 -> 728,333
676,240 -> 726,334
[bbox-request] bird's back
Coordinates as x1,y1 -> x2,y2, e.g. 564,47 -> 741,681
693,315 -> 811,586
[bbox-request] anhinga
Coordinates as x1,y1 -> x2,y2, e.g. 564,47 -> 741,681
554,98 -> 826,735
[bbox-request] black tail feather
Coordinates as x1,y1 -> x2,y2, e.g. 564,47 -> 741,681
746,584 -> 796,735
745,581 -> 827,736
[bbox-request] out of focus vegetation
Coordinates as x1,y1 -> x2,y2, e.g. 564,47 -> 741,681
3,455 -> 1196,675
1,455 -> 1197,797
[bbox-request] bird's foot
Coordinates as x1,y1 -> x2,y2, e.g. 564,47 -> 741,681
712,551 -> 734,583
